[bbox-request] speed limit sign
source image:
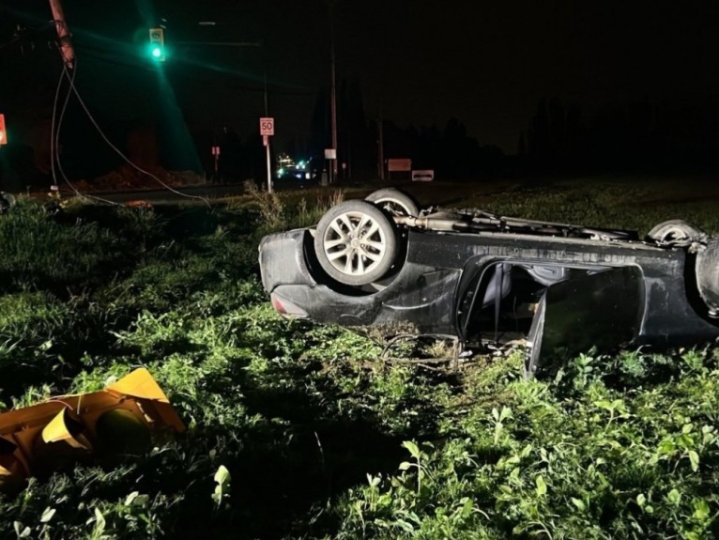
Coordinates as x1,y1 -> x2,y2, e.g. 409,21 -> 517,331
259,117 -> 274,136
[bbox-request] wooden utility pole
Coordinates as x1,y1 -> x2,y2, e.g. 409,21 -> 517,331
48,0 -> 75,69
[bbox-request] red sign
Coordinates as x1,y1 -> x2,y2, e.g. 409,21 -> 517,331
387,158 -> 411,172
0,114 -> 6,146
259,117 -> 274,136
211,145 -> 221,156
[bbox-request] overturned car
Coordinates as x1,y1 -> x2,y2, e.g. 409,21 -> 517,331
259,189 -> 719,374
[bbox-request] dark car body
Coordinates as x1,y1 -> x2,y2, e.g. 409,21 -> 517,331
259,206 -> 719,374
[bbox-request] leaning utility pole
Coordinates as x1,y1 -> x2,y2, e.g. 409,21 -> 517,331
48,0 -> 74,197
48,0 -> 74,69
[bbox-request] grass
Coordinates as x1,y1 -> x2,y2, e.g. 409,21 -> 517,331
0,177 -> 718,539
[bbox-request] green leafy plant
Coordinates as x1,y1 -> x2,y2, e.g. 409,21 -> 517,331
1,186 -> 718,539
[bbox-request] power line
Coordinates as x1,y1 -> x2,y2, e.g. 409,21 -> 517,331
50,62 -> 119,205
60,59 -> 210,205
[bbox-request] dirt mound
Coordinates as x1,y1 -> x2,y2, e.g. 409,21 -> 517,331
71,165 -> 205,192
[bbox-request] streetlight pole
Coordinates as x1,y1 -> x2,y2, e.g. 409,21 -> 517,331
329,1 -> 338,183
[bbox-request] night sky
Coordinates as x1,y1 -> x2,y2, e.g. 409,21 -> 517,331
2,0 -> 719,155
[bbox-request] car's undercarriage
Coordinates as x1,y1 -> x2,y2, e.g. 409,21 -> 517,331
260,189 -> 719,374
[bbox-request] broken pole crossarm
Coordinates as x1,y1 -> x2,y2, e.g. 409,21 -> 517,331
48,0 -> 75,69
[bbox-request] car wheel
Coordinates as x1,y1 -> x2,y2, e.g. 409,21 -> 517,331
647,219 -> 706,246
696,235 -> 719,317
314,200 -> 398,286
365,188 -> 419,217
0,192 -> 16,214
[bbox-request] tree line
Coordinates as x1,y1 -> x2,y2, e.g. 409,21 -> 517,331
520,97 -> 719,173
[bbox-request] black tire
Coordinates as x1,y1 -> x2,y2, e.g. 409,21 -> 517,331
365,188 -> 419,217
647,219 -> 705,246
314,200 -> 398,286
0,192 -> 16,214
696,235 -> 719,317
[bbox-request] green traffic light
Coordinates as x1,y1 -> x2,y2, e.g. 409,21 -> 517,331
148,27 -> 166,62
145,43 -> 167,64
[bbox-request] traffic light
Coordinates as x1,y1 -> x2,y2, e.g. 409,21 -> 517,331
0,114 -> 6,146
148,28 -> 166,62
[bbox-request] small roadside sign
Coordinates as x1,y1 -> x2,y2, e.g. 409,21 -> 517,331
259,117 -> 274,136
259,117 -> 274,194
211,145 -> 221,156
411,169 -> 434,182
324,148 -> 337,160
387,158 -> 411,172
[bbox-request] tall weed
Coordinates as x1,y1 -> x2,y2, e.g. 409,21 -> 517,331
243,180 -> 286,231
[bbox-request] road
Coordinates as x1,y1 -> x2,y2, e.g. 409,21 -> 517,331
58,179 -> 324,205
89,183 -> 247,204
